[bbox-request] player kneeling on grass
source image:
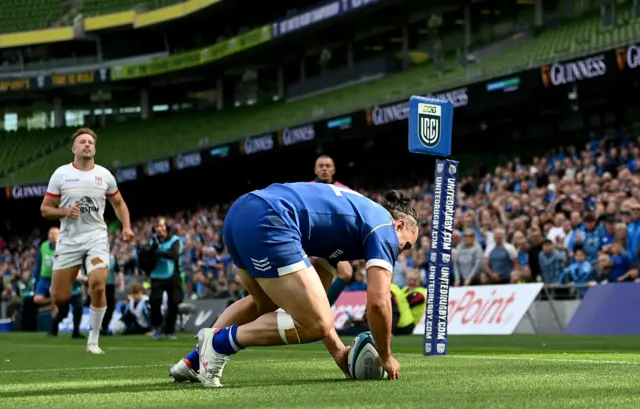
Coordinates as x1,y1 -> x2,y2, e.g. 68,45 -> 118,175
172,256 -> 353,383
40,128 -> 134,354
176,182 -> 418,387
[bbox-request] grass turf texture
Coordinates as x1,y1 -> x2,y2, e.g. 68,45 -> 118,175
1,333 -> 640,408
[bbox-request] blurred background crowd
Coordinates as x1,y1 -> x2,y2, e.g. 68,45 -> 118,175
3,127 -> 640,318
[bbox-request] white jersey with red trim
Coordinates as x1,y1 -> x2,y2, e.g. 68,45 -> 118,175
45,163 -> 119,245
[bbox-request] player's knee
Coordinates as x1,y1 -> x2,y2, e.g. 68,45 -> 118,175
314,315 -> 334,339
89,281 -> 106,296
300,313 -> 333,340
51,289 -> 71,304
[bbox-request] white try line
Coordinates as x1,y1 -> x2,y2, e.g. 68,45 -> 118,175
0,357 -> 331,375
1,354 -> 637,375
0,364 -> 169,374
442,354 -> 640,366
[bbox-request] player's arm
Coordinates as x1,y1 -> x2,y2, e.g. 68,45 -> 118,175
365,265 -> 393,360
105,174 -> 131,230
41,195 -> 62,220
41,171 -> 73,220
362,225 -> 398,360
107,191 -> 131,230
41,190 -> 69,220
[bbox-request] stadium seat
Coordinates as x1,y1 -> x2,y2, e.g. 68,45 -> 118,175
81,0 -> 186,16
0,0 -> 188,33
0,0 -> 65,33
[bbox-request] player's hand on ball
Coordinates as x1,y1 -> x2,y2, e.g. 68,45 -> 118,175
331,345 -> 351,378
122,228 -> 135,241
379,355 -> 400,380
66,202 -> 80,219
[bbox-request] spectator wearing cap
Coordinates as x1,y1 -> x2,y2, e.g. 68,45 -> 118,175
538,238 -> 566,283
482,228 -> 517,284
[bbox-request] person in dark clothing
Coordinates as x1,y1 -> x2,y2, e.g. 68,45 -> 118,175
148,218 -> 184,340
101,253 -> 121,335
528,228 -> 544,282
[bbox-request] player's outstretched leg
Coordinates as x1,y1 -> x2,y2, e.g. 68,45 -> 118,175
171,295 -> 272,382
197,265 -> 335,388
86,267 -> 109,354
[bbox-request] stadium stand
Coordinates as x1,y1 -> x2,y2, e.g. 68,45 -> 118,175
3,129 -> 640,314
3,7 -> 640,185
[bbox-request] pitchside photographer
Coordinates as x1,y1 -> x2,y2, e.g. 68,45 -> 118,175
143,218 -> 184,340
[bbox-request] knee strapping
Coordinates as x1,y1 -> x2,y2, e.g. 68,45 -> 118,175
277,311 -> 300,344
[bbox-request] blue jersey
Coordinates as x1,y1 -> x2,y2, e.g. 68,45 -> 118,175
224,182 -> 400,278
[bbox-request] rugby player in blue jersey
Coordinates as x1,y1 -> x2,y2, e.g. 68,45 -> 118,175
182,182 -> 417,387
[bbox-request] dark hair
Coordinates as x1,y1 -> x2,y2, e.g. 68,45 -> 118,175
542,239 -> 553,246
383,190 -> 419,228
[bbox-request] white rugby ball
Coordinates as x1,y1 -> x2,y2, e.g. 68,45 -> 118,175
347,332 -> 388,380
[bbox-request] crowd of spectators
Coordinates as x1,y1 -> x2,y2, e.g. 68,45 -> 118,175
2,129 -> 640,317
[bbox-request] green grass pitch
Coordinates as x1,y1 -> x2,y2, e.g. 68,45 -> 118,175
1,333 -> 640,408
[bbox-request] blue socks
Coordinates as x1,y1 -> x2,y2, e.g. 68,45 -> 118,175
184,326 -> 244,368
185,347 -> 200,371
327,277 -> 348,305
212,325 -> 244,355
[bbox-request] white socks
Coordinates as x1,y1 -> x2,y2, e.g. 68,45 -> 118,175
88,306 -> 106,345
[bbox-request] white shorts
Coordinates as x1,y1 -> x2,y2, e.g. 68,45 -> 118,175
53,239 -> 110,274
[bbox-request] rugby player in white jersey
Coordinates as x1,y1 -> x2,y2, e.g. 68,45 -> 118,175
40,128 -> 134,354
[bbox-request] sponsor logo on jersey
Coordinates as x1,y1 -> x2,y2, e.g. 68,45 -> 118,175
78,196 -> 99,214
95,176 -> 102,185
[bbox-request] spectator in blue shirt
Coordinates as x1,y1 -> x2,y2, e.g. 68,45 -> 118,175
538,239 -> 565,283
558,247 -> 595,297
607,240 -> 631,282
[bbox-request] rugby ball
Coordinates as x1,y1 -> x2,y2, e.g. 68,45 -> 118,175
347,332 -> 388,380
